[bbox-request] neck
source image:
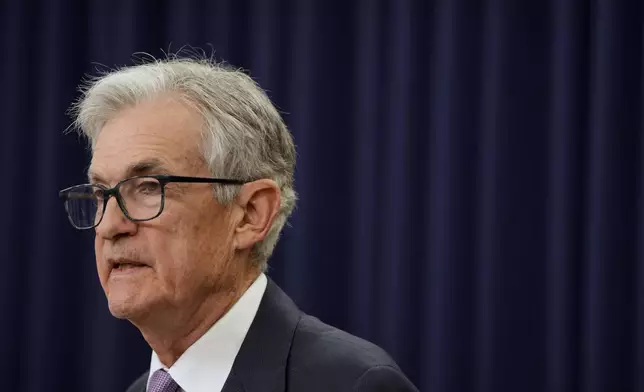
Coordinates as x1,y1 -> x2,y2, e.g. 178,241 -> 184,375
136,268 -> 261,367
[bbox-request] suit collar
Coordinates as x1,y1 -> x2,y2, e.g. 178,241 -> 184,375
221,278 -> 301,392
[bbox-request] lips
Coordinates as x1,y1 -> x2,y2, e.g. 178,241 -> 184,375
113,261 -> 146,270
108,258 -> 150,273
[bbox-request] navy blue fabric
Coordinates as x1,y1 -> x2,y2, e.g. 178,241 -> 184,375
0,1 -> 643,391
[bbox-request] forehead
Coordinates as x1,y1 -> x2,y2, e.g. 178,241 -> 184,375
89,96 -> 204,183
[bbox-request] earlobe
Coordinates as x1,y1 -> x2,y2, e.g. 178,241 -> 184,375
233,180 -> 281,251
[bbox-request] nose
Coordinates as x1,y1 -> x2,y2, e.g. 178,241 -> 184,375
95,196 -> 138,240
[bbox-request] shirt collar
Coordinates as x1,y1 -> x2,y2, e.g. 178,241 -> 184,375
147,273 -> 268,392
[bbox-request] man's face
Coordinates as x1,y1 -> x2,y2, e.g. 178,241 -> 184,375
89,95 -> 237,322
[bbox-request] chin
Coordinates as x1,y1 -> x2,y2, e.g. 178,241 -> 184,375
108,302 -> 138,320
106,295 -> 149,320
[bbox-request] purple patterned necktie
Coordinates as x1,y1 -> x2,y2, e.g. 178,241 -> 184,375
148,369 -> 180,392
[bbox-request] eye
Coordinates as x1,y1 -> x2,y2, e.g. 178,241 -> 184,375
91,187 -> 105,198
136,180 -> 162,195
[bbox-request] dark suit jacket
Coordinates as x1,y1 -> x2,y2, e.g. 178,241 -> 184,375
126,278 -> 418,392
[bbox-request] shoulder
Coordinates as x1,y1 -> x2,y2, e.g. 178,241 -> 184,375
292,314 -> 395,369
351,365 -> 418,392
287,315 -> 418,391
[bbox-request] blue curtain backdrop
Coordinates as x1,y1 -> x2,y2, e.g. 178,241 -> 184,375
1,1 -> 643,391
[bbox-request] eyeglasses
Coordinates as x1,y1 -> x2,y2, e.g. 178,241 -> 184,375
58,175 -> 247,230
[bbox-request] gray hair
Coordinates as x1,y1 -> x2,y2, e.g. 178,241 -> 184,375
69,55 -> 297,270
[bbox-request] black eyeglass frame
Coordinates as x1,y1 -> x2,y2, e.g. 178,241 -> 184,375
58,174 -> 248,230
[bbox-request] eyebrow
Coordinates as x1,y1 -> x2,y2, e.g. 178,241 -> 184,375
88,158 -> 170,184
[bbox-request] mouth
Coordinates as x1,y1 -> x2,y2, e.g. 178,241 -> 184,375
110,259 -> 150,274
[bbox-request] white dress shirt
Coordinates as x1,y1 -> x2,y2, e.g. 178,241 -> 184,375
147,273 -> 268,392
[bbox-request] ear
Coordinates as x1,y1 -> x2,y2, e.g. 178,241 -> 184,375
232,179 -> 281,252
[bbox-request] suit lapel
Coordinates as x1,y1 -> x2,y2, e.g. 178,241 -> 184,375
220,369 -> 245,392
124,371 -> 148,392
222,278 -> 302,392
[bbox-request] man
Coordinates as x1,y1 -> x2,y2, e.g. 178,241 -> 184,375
59,55 -> 418,392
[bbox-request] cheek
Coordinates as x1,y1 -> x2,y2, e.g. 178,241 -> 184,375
149,198 -> 233,289
93,239 -> 113,295
94,239 -> 107,277
189,213 -> 231,259
147,216 -> 193,281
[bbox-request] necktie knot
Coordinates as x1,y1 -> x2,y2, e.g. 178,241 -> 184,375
148,369 -> 180,392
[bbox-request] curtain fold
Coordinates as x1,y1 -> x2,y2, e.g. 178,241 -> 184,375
0,1 -> 642,391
